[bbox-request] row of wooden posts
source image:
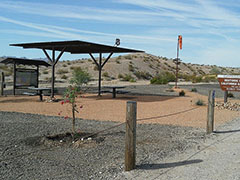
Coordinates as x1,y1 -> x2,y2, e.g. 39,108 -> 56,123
125,90 -> 217,171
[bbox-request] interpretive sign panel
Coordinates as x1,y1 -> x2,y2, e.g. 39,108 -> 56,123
16,69 -> 38,87
217,75 -> 240,91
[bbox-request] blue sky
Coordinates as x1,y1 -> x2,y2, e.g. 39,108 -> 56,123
0,0 -> 240,67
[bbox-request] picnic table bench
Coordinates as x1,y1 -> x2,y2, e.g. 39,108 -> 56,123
103,86 -> 128,98
27,87 -> 51,101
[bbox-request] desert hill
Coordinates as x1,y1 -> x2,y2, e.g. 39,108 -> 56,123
1,53 -> 240,84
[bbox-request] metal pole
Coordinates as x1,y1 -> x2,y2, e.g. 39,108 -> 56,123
51,49 -> 55,99
13,63 -> 16,96
98,53 -> 102,96
125,101 -> 137,171
175,39 -> 179,88
36,65 -> 39,88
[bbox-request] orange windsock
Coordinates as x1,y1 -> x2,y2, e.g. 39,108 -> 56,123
178,35 -> 182,50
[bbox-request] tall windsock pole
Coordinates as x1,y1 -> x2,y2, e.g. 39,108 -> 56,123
174,35 -> 182,88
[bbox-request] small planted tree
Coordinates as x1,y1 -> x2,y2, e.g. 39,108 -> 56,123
60,67 -> 91,136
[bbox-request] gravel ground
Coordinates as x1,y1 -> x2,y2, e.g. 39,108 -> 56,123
0,111 -> 205,180
116,117 -> 240,180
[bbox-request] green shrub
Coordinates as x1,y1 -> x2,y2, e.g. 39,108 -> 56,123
179,90 -> 185,96
121,74 -> 136,82
103,72 -> 109,77
4,71 -> 12,77
93,66 -> 98,71
118,74 -> 123,79
191,88 -> 197,92
61,75 -> 68,79
57,69 -> 68,74
125,55 -> 132,60
150,72 -> 175,84
210,67 -> 221,75
196,99 -> 204,106
70,67 -> 91,90
134,71 -> 152,80
43,70 -> 49,74
227,92 -> 234,98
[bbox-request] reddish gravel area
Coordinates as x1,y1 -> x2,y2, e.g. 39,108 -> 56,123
0,88 -> 239,128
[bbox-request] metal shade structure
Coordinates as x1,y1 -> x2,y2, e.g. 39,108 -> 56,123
0,57 -> 50,67
10,40 -> 144,98
0,57 -> 50,95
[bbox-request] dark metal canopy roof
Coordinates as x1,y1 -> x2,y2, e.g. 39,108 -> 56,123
0,57 -> 50,66
10,40 -> 144,54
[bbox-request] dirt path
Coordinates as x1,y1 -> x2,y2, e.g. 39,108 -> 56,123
116,118 -> 240,180
0,89 -> 239,128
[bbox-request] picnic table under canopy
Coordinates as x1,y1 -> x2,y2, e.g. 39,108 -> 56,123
10,40 -> 144,98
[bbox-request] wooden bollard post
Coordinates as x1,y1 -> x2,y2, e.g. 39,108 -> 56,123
207,90 -> 215,134
0,72 -> 4,96
224,90 -> 228,103
125,101 -> 137,171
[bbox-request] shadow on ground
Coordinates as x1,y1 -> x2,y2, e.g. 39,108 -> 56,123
214,129 -> 240,134
136,159 -> 203,170
83,94 -> 179,103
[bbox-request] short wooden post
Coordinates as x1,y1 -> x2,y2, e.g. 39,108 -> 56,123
207,90 -> 215,134
0,72 -> 4,96
224,90 -> 228,103
125,101 -> 137,171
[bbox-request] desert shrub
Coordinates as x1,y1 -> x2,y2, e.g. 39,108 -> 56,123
150,72 -> 175,84
93,66 -> 98,71
116,60 -> 121,64
67,62 -> 71,65
43,70 -> 48,74
44,77 -> 51,83
0,65 -> 9,71
198,69 -> 205,75
191,88 -> 197,92
62,64 -> 67,67
134,71 -> 152,80
57,69 -> 68,74
128,64 -> 135,72
210,67 -> 221,75
118,74 -> 124,79
4,71 -> 12,77
122,74 -> 136,82
195,99 -> 204,106
227,92 -> 234,98
202,75 -> 217,82
61,75 -> 68,79
103,72 -> 109,77
179,90 -> 185,96
125,55 -> 132,60
149,64 -> 153,69
143,57 -> 149,62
